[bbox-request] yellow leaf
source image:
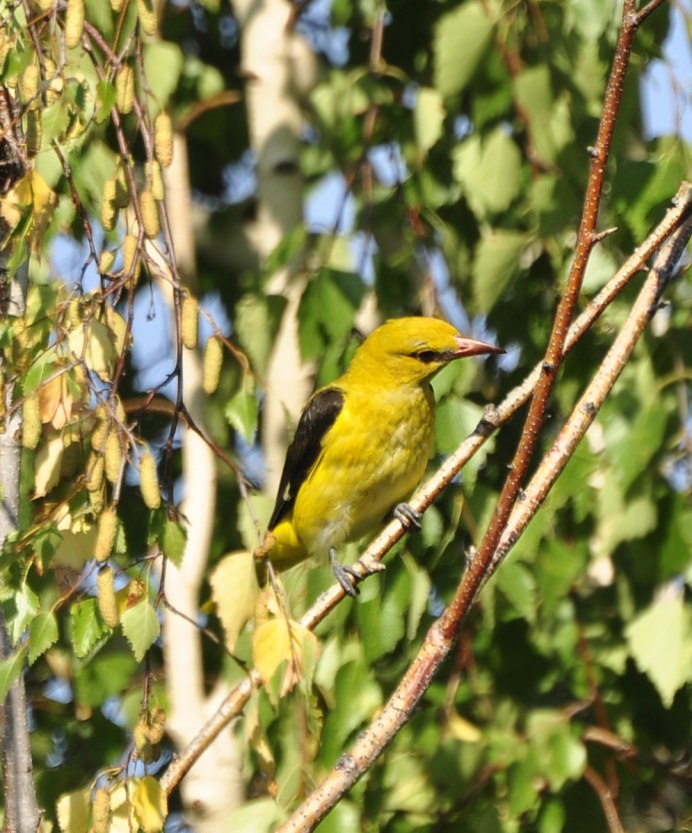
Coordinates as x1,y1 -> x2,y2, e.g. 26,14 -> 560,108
37,373 -> 74,430
56,788 -> 90,833
108,783 -> 136,833
1,171 -> 58,250
68,318 -> 116,379
34,433 -> 64,497
445,711 -> 482,743
104,305 -> 128,356
52,524 -> 97,570
253,618 -> 319,695
253,619 -> 291,686
210,551 -> 259,652
29,171 -> 56,249
0,175 -> 29,228
132,776 -> 167,833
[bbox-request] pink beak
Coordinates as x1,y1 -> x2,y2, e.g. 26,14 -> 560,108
453,334 -> 505,358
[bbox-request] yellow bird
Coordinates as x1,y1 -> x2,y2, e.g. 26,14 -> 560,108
260,317 -> 504,596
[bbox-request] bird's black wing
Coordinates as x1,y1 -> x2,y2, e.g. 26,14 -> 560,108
267,386 -> 345,530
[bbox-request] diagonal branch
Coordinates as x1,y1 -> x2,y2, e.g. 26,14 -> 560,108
489,206 -> 692,579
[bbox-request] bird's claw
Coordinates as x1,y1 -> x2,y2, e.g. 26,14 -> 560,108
330,548 -> 359,597
393,502 -> 422,530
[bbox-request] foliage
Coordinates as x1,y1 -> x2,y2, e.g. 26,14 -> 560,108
0,0 -> 690,831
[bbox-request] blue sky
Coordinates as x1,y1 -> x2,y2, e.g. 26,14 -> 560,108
641,0 -> 692,140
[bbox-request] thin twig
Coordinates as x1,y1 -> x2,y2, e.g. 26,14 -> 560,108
583,766 -> 626,833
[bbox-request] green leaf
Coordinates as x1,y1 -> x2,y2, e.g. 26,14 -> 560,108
74,651 -> 137,707
320,655 -> 383,765
527,711 -> 586,791
161,517 -> 187,567
95,80 -> 117,123
435,396 -> 489,491
0,648 -> 26,700
23,349 -> 58,393
414,87 -> 445,158
565,0 -> 619,39
514,65 -> 573,164
26,283 -> 59,325
227,798 -> 285,833
625,592 -> 692,707
7,585 -> 39,644
605,406 -> 668,493
298,268 -> 365,361
472,230 -> 527,313
543,726 -> 587,791
41,100 -> 70,145
85,0 -> 114,40
477,128 -> 522,214
403,555 -> 431,641
235,293 -> 284,374
581,243 -> 619,293
539,799 -> 567,833
196,63 -> 225,100
225,376 -> 259,445
265,226 -> 306,276
452,128 -> 521,218
507,758 -> 539,816
496,560 -> 537,625
121,598 -> 160,662
143,42 -> 184,112
434,2 -> 494,98
356,572 -> 407,664
28,611 -> 59,664
71,598 -> 110,659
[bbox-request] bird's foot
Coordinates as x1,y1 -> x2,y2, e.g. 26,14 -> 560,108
330,548 -> 359,597
393,502 -> 422,530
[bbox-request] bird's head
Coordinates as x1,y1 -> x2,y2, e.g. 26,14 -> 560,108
349,317 -> 505,386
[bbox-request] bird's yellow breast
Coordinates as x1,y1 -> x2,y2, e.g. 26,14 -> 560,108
290,380 -> 435,559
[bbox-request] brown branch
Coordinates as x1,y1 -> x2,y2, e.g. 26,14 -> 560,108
444,0 -> 648,638
175,91 -> 242,133
583,766 -> 626,833
489,204 -> 692,575
575,613 -> 620,799
583,726 -> 639,760
584,723 -> 692,787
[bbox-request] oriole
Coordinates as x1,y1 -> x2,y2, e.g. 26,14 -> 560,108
259,317 -> 504,596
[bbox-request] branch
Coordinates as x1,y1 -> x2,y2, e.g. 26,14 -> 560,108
583,766 -> 626,833
439,0 -> 652,638
488,201 -> 692,578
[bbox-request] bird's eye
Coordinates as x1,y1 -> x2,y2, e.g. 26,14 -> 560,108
413,349 -> 438,363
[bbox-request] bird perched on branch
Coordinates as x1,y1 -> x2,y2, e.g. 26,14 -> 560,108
257,317 -> 504,597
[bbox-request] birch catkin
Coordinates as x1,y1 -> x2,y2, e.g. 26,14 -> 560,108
139,451 -> 161,509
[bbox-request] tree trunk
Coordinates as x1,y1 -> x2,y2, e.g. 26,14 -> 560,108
0,92 -> 41,833
231,0 -> 317,490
